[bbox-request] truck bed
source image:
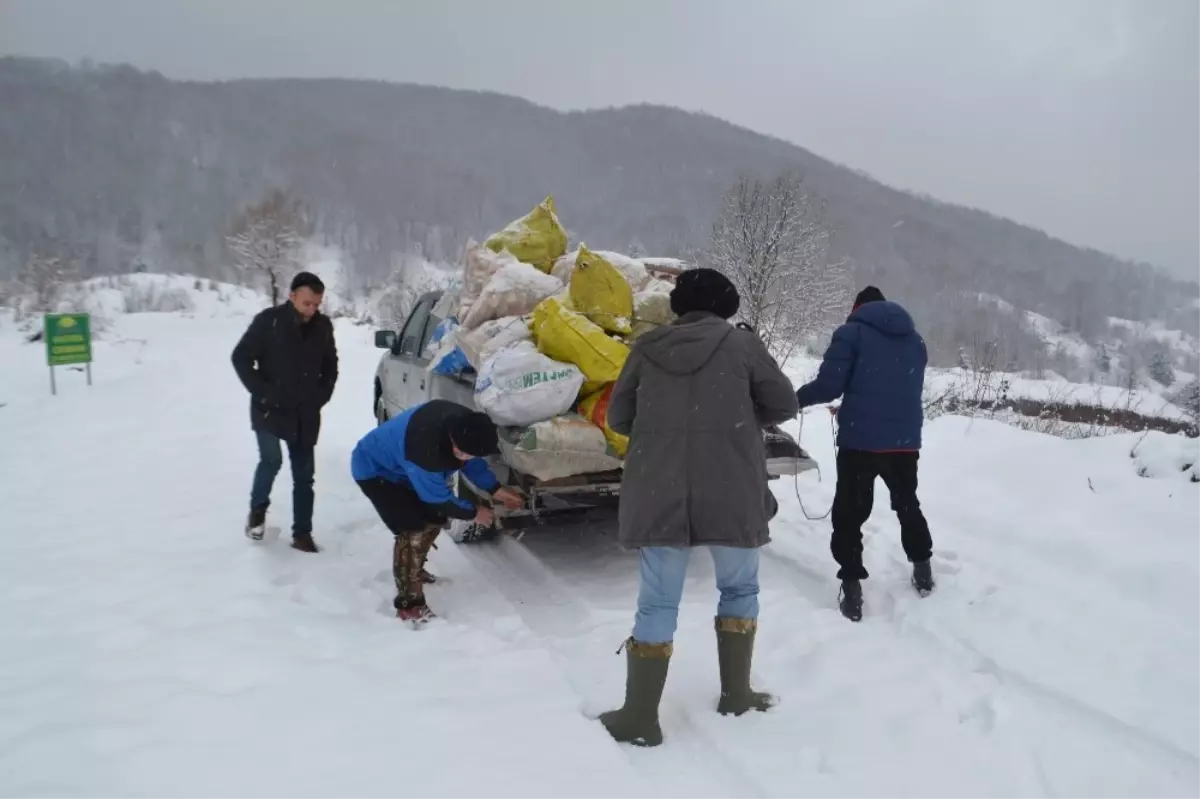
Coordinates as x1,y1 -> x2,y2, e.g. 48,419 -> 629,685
431,369 -> 624,531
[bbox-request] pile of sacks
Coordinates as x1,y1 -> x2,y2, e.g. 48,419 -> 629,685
427,196 -> 679,481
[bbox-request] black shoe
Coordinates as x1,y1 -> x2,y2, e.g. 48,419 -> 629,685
839,579 -> 863,622
291,532 -> 320,553
245,505 -> 268,541
912,559 -> 934,596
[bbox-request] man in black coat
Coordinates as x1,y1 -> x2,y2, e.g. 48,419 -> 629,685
232,272 -> 339,552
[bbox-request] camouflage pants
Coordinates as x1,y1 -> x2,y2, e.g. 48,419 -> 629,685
393,525 -> 440,610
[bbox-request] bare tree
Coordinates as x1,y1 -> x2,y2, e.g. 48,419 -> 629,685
704,173 -> 850,362
227,189 -> 308,305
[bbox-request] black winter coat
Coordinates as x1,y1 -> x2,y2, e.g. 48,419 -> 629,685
231,303 -> 339,447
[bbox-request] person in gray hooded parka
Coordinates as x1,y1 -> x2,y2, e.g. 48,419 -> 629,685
597,268 -> 798,747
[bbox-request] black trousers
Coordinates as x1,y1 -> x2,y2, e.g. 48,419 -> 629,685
830,449 -> 933,581
357,478 -> 445,535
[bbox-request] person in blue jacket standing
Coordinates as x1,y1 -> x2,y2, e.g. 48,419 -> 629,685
795,287 -> 934,622
351,399 -> 523,623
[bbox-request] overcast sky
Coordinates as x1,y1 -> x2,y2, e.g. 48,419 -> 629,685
2,0 -> 1196,277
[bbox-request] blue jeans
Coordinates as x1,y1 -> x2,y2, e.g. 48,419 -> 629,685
250,430 -> 315,534
633,546 -> 761,644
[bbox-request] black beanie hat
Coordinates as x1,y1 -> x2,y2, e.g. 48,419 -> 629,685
291,271 -> 325,293
670,268 -> 741,320
447,412 -> 500,458
853,286 -> 885,309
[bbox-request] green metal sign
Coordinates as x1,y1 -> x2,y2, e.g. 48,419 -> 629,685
45,313 -> 93,366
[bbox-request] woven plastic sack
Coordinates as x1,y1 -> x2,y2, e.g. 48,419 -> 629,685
483,196 -> 568,274
568,245 -> 634,336
459,240 -> 521,323
475,341 -> 584,427
578,383 -> 629,458
531,297 -> 630,385
629,279 -> 677,339
497,414 -> 623,482
458,316 -> 532,370
552,248 -> 649,292
460,261 -> 562,331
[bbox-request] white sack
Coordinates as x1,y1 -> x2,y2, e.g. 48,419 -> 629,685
498,414 -> 624,481
458,316 -> 532,369
475,341 -> 584,427
460,261 -> 562,331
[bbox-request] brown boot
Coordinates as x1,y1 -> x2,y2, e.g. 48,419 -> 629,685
415,525 -> 441,583
393,532 -> 427,610
715,617 -> 774,716
598,639 -> 672,747
291,531 -> 320,553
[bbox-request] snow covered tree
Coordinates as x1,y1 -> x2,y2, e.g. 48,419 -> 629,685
132,227 -> 169,274
227,189 -> 308,305
1170,379 -> 1199,429
704,173 -> 850,363
18,252 -> 75,313
372,258 -> 446,332
1148,349 -> 1176,387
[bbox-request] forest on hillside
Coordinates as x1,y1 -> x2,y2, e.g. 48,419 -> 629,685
1,56 -> 1196,379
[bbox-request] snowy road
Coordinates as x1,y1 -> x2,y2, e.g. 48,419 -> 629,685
1,305 -> 1197,797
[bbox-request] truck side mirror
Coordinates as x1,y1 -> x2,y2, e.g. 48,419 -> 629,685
374,330 -> 397,350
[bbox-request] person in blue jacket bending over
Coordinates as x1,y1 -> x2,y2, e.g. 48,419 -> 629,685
351,399 -> 523,623
794,286 -> 934,623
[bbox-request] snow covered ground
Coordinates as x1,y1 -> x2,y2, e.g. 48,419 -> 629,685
1,289 -> 1198,797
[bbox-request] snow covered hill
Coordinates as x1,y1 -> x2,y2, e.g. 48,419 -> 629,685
0,282 -> 1197,797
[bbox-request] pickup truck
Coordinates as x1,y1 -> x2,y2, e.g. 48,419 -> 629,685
372,289 -> 814,543
373,290 -> 622,541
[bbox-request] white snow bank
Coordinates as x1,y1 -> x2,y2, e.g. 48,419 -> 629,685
44,273 -> 268,324
1128,432 -> 1199,482
786,355 -> 1190,423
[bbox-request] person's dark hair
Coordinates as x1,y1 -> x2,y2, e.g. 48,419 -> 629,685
447,412 -> 499,458
852,286 -> 885,309
669,268 -> 740,320
291,271 -> 325,294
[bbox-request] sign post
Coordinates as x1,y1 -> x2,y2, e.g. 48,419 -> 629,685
44,313 -> 93,395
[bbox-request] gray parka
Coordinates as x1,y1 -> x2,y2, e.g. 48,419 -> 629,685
607,312 -> 799,549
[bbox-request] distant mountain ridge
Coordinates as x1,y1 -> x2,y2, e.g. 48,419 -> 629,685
0,55 -> 1195,373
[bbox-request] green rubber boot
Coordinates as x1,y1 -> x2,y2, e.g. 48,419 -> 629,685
598,638 -> 672,747
715,617 -> 775,716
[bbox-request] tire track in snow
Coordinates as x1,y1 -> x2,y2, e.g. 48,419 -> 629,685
869,547 -> 1200,784
906,610 -> 1200,779
458,536 -> 770,798
774,528 -> 1199,785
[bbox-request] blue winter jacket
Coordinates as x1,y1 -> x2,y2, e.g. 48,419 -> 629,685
350,400 -> 500,520
796,300 -> 927,451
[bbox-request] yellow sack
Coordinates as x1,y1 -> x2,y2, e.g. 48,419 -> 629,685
568,245 -> 634,335
531,297 -> 629,385
579,383 -> 629,458
484,196 -> 568,274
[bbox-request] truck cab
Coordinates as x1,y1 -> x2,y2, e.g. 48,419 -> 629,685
373,290 -> 473,424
